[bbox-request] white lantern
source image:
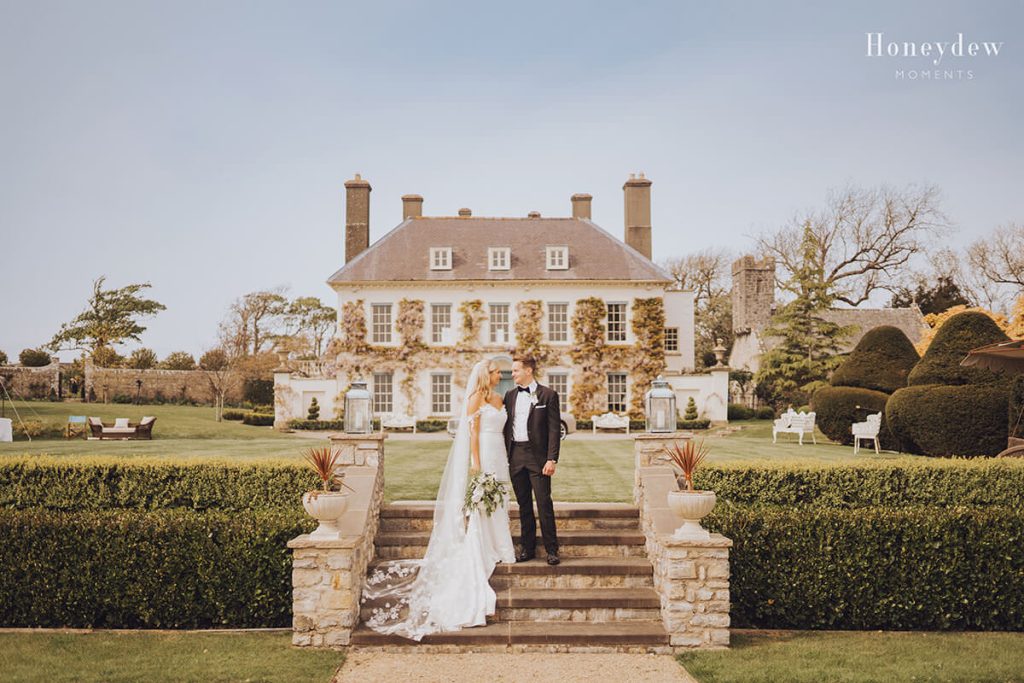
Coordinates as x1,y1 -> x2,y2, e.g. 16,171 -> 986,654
344,381 -> 372,434
645,376 -> 676,433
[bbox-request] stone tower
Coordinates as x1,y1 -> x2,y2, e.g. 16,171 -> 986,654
623,173 -> 652,260
731,255 -> 776,334
344,174 -> 371,263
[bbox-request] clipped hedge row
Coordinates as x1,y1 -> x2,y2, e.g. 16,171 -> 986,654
242,412 -> 275,426
707,503 -> 1024,630
0,459 -> 316,511
693,460 -> 1024,509
887,384 -> 1010,456
0,508 -> 313,628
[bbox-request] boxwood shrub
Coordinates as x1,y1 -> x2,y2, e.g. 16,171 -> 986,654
221,409 -> 246,421
728,404 -> 754,420
811,386 -> 895,449
829,325 -> 919,394
707,503 -> 1024,630
886,384 -> 1010,456
241,412 -> 275,426
908,311 -> 1011,387
0,508 -> 313,628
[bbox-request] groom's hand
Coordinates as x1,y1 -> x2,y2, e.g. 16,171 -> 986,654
543,460 -> 556,476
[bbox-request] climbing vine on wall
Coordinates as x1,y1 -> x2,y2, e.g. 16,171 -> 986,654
458,299 -> 486,350
514,300 -> 554,364
629,297 -> 666,417
396,299 -> 427,354
570,297 -> 608,419
340,300 -> 368,353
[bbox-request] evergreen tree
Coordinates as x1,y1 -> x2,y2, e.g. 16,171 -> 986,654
891,275 -> 971,315
755,223 -> 853,407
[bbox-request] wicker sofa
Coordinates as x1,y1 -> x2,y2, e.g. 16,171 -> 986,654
87,416 -> 157,440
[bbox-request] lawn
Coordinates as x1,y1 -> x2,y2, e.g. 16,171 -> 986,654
678,629 -> 1024,683
0,631 -> 342,683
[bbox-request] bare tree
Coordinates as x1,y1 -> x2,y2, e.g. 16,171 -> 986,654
218,288 -> 289,358
200,348 -> 237,422
967,223 -> 1024,312
758,184 -> 948,306
661,248 -> 734,367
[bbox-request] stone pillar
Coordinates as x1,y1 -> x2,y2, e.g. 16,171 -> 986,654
288,438 -> 386,648
633,432 -> 691,505
327,432 -> 386,467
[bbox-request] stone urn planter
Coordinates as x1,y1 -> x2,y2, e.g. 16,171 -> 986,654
302,491 -> 351,539
667,490 -> 716,541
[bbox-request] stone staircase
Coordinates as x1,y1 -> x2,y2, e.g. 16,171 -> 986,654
350,502 -> 671,652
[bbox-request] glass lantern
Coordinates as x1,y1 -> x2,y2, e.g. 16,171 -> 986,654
344,381 -> 373,434
645,375 -> 676,433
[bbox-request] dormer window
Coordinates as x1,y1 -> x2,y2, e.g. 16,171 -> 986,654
488,247 -> 510,271
430,247 -> 452,270
546,246 -> 569,270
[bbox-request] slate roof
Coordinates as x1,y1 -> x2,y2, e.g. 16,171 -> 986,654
821,306 -> 930,349
327,217 -> 673,284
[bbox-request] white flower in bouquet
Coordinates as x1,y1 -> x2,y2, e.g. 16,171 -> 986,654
464,471 -> 509,518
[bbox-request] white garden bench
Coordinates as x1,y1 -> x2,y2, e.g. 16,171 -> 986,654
852,412 -> 882,454
772,410 -> 817,445
591,412 -> 630,434
380,414 -> 417,433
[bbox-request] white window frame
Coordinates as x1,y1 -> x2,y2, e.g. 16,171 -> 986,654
489,303 -> 510,344
431,373 -> 452,415
373,372 -> 393,414
607,302 -> 627,343
371,303 -> 393,344
431,303 -> 452,344
547,372 -> 569,405
607,372 -> 627,413
430,247 -> 452,270
665,327 -> 680,353
548,302 -> 568,343
546,245 -> 569,270
488,247 -> 511,271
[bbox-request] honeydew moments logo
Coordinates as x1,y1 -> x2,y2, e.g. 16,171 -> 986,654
865,32 -> 1004,80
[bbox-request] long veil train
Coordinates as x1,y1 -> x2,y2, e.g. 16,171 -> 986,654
360,360 -> 496,641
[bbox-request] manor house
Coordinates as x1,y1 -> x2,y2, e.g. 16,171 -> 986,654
273,174 -> 728,426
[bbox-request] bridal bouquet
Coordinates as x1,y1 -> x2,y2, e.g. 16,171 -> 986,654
464,472 -> 509,518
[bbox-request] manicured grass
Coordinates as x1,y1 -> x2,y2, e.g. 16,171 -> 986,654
0,631 -> 342,683
678,630 -> 1024,683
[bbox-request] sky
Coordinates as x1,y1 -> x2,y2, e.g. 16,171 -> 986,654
1,0 -> 1020,361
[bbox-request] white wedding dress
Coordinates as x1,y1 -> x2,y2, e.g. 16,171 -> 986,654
361,363 -> 516,641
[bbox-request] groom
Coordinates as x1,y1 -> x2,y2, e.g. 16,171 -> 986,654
504,355 -> 561,565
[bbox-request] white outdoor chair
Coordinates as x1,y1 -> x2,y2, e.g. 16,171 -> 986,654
380,414 -> 417,434
591,412 -> 630,434
852,413 -> 882,454
773,410 -> 817,445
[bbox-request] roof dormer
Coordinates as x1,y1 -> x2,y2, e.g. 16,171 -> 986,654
488,247 -> 511,271
430,247 -> 452,270
546,245 -> 569,270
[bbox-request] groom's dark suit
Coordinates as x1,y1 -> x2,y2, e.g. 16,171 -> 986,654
503,382 -> 561,557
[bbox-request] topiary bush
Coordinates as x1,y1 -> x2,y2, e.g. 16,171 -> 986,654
811,386 -> 895,448
18,349 -> 51,367
683,397 -> 699,420
728,403 -> 754,421
830,325 -> 919,393
241,412 -> 274,427
886,384 -> 1010,456
221,410 -> 246,421
908,312 -> 1011,387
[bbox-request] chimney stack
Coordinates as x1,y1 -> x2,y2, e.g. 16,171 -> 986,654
571,193 -> 592,219
402,194 -> 423,219
623,172 -> 652,260
344,174 -> 371,263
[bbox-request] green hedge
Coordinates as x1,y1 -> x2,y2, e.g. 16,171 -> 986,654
830,325 -> 919,394
887,384 -> 1010,456
728,404 -> 754,420
1011,376 -> 1024,440
707,503 -> 1024,630
221,410 -> 246,421
811,386 -> 895,449
0,459 -> 316,511
693,460 -> 1024,509
242,412 -> 275,426
0,508 -> 312,628
909,312 -> 1011,387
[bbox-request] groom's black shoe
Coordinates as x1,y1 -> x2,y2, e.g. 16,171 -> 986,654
516,549 -> 535,563
546,552 -> 560,566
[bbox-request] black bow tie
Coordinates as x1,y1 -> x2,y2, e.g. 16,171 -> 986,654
517,386 -> 531,393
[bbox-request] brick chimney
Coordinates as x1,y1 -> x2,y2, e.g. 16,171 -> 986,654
344,174 -> 371,263
623,173 -> 652,260
402,194 -> 423,219
571,193 -> 592,219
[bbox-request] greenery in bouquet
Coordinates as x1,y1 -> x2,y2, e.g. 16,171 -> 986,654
463,472 -> 509,518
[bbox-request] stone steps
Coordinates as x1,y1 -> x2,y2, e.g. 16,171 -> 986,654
349,620 -> 671,651
489,557 -> 655,589
380,501 -> 640,533
374,529 -> 647,560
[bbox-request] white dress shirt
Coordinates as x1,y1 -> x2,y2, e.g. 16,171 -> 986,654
512,380 -> 537,442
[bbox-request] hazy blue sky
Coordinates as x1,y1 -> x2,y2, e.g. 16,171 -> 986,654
1,0 -> 1020,360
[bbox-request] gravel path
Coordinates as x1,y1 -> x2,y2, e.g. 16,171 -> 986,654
335,652 -> 695,682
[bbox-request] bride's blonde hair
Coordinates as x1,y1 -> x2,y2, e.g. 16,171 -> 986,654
472,361 -> 498,403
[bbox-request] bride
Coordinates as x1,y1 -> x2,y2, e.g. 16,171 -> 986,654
361,359 -> 516,640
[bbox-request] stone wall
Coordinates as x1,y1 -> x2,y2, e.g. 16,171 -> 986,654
0,361 -> 61,399
84,360 -> 244,404
288,433 -> 386,647
634,434 -> 732,649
